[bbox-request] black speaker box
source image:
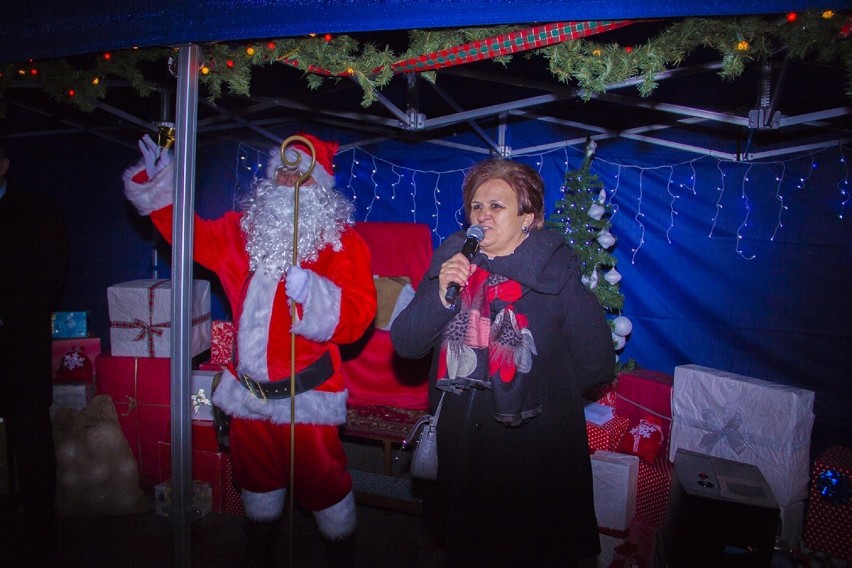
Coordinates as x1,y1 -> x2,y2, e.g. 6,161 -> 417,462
653,449 -> 780,568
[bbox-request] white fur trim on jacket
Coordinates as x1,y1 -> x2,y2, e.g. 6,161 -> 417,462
238,271 -> 277,382
122,159 -> 174,216
313,490 -> 357,539
241,488 -> 286,522
211,367 -> 348,425
291,269 -> 341,343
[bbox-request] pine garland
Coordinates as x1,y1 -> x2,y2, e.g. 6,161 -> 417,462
0,11 -> 848,115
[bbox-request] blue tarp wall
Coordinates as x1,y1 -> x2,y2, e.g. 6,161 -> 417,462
7,121 -> 850,455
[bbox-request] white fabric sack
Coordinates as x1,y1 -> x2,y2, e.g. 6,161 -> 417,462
669,364 -> 814,507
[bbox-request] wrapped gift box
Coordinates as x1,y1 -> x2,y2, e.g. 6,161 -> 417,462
50,382 -> 95,418
591,450 -> 639,537
51,311 -> 89,338
209,320 -> 235,366
95,353 -> 171,485
635,456 -> 674,528
158,442 -> 243,515
615,369 -> 673,453
803,445 -> 852,563
51,337 -> 101,383
584,401 -> 615,425
586,415 -> 630,452
189,370 -> 218,421
669,364 -> 814,509
168,419 -> 220,453
107,279 -> 211,358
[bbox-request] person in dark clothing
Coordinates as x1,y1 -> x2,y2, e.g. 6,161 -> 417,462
391,158 -> 614,567
0,140 -> 68,562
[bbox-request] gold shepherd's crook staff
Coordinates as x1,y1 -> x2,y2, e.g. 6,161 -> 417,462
279,135 -> 316,568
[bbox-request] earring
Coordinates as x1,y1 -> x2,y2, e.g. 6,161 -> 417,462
521,225 -> 529,234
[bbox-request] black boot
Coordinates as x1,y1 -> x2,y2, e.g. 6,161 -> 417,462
322,533 -> 356,568
239,518 -> 281,567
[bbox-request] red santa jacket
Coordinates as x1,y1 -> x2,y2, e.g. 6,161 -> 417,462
124,164 -> 376,425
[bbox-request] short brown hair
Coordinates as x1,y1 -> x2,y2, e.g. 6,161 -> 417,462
461,158 -> 545,230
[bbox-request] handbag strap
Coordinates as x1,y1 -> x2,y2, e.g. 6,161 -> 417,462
433,391 -> 446,420
397,391 -> 447,455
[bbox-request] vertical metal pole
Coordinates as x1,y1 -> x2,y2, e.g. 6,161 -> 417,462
170,43 -> 200,568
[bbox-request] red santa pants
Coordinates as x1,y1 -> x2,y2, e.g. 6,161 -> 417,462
229,418 -> 352,512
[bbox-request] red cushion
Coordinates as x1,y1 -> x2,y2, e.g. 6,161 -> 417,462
617,415 -> 666,464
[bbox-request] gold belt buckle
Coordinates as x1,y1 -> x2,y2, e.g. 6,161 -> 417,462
242,375 -> 268,402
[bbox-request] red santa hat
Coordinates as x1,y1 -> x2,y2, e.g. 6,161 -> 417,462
266,133 -> 338,189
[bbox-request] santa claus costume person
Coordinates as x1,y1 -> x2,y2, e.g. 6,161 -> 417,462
124,133 -> 376,567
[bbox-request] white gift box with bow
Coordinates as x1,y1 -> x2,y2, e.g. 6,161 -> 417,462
669,364 -> 815,508
190,370 -> 218,421
108,279 -> 212,358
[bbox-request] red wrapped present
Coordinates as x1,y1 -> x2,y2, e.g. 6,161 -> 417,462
635,455 -> 674,528
803,445 -> 852,563
158,442 -> 244,515
615,369 -> 673,453
209,320 -> 235,366
586,415 -> 630,452
167,419 -> 220,453
52,337 -> 101,383
95,353 -> 170,485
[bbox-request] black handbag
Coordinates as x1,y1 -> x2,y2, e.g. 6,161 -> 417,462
399,392 -> 445,480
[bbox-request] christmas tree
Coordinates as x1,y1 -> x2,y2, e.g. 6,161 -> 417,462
547,139 -> 635,370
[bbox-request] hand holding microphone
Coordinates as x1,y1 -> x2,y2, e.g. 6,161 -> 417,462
444,225 -> 485,305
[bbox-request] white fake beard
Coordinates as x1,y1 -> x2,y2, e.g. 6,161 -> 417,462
240,178 -> 355,280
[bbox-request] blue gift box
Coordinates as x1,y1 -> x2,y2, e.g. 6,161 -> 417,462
51,311 -> 89,338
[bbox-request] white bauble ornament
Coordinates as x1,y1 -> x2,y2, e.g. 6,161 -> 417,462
598,189 -> 607,204
604,268 -> 622,285
612,333 -> 626,350
597,230 -> 616,248
613,315 -> 633,337
588,203 -> 605,220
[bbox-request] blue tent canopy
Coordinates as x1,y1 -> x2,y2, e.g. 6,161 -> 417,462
2,0 -> 843,61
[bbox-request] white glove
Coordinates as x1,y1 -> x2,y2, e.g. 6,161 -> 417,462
285,266 -> 311,304
138,134 -> 172,179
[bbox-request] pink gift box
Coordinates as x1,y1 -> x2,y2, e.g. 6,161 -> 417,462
95,353 -> 171,485
635,455 -> 674,528
210,320 -> 235,366
51,337 -> 101,383
803,445 -> 852,562
158,442 -> 244,515
586,415 -> 630,452
615,369 -> 673,452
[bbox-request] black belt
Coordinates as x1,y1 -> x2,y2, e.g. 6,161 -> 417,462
237,351 -> 334,400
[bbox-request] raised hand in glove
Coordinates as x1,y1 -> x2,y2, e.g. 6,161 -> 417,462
138,134 -> 172,178
285,266 -> 310,304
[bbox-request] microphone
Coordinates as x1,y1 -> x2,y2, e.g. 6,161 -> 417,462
444,225 -> 485,305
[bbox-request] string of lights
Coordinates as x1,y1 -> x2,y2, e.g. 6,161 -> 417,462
231,141 -> 850,260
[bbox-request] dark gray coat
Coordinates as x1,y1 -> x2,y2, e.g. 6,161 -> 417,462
391,228 -> 614,565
